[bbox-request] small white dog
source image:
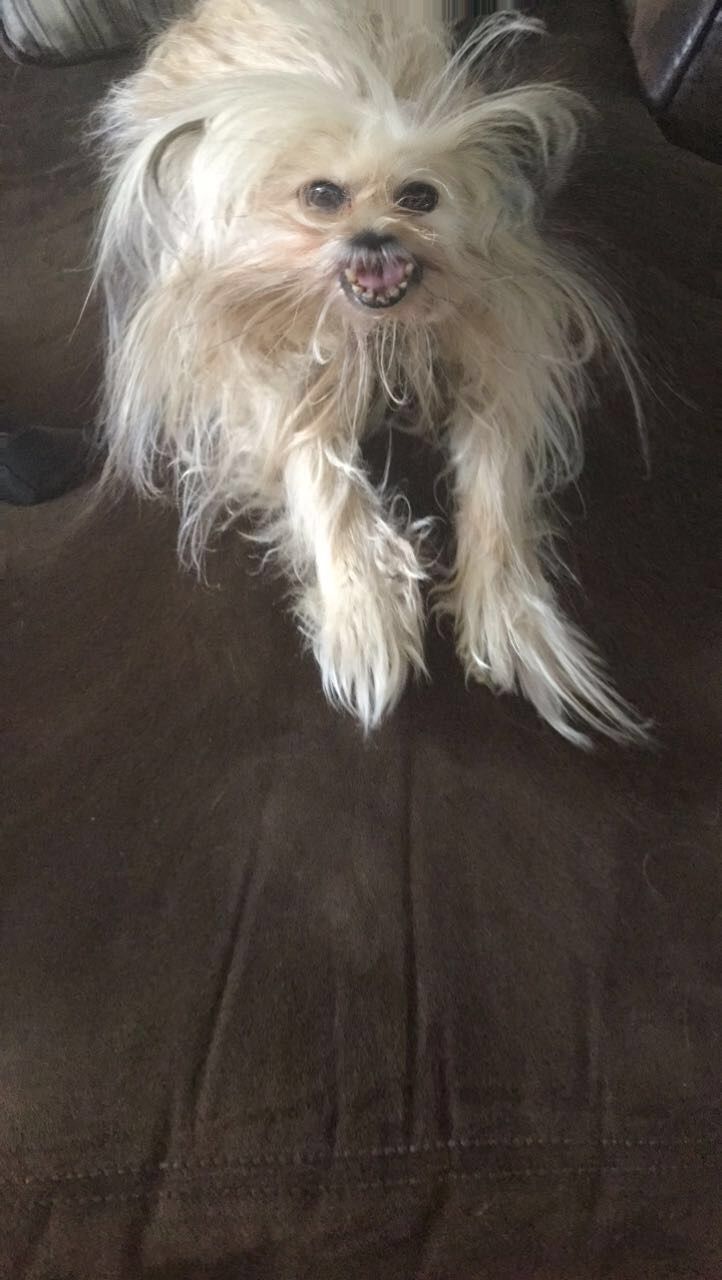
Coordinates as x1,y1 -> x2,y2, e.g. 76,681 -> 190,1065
96,0 -> 645,746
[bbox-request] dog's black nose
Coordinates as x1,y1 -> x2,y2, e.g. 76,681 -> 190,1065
350,231 -> 397,252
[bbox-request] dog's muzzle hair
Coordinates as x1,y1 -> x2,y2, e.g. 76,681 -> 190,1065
341,233 -> 421,310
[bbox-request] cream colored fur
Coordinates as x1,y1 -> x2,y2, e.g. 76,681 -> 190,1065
96,0 -> 646,745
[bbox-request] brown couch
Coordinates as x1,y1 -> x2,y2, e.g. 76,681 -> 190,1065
630,0 -> 722,158
2,2 -> 721,1276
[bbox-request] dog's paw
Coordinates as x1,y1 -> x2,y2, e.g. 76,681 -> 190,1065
454,582 -> 647,748
302,529 -> 426,730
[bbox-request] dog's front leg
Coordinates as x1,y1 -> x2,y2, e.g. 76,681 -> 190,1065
443,401 -> 644,746
281,436 -> 426,729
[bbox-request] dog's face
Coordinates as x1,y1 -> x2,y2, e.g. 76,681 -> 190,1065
110,13 -> 583,369
218,105 -> 493,333
301,177 -> 435,315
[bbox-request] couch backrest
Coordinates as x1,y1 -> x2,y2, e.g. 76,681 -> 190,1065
0,0 -> 505,65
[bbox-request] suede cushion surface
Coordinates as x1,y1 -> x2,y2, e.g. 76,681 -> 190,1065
2,1 -> 722,1275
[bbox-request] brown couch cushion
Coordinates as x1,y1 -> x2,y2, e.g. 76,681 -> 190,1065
0,50 -> 125,431
2,1 -> 721,1275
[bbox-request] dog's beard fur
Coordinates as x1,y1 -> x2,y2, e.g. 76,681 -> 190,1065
95,0 -> 647,746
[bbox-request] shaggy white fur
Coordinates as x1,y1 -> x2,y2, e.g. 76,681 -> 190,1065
95,0 -> 646,744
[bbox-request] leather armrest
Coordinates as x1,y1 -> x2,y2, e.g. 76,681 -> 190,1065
629,0 -> 721,112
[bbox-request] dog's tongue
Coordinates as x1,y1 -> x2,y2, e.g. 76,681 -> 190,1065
355,259 -> 407,292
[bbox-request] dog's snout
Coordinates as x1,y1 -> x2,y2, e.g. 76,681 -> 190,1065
350,230 -> 397,252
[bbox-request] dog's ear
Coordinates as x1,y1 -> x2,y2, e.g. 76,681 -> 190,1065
448,81 -> 589,228
93,87 -> 206,287
500,83 -> 591,206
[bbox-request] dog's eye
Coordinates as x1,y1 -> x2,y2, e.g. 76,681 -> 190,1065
303,180 -> 348,212
395,182 -> 439,214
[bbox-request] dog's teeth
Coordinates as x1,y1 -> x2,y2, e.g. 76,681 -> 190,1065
388,286 -> 400,299
344,268 -> 356,283
404,263 -> 414,278
351,284 -> 363,295
361,291 -> 375,303
398,280 -> 408,292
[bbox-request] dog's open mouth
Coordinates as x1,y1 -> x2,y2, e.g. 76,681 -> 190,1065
340,252 -> 421,310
